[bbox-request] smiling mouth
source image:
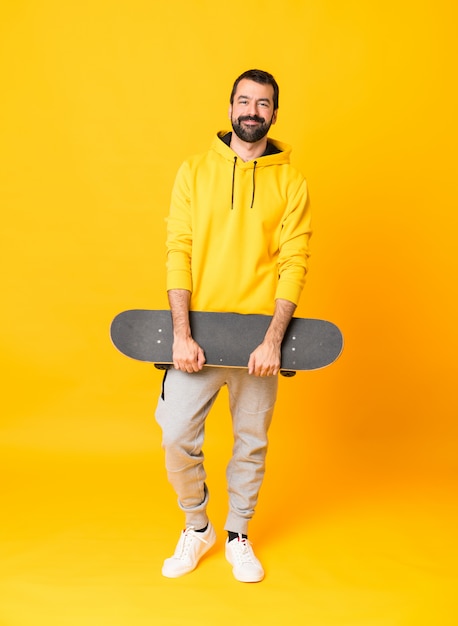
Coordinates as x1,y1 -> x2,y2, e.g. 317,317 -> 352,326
240,116 -> 265,125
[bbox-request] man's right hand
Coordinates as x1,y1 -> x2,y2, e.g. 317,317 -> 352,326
172,335 -> 206,372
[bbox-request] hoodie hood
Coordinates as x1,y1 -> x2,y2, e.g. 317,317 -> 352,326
213,131 -> 292,167
212,131 -> 292,208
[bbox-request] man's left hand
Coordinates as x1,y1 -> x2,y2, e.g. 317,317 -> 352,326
247,340 -> 281,376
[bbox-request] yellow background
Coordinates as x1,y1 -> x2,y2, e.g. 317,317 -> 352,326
1,1 -> 457,624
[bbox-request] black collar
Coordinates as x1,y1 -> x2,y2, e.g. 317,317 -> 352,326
220,132 -> 281,156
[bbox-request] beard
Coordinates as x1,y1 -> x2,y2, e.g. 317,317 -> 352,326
231,115 -> 273,143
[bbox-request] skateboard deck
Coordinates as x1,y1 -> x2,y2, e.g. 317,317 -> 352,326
110,310 -> 343,374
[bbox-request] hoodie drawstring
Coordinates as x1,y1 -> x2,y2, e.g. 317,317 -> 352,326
251,161 -> 257,208
231,156 -> 237,210
231,157 -> 257,210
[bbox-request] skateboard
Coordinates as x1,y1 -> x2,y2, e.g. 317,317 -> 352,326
110,310 -> 343,376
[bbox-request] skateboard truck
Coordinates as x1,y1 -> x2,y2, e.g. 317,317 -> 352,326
280,370 -> 296,377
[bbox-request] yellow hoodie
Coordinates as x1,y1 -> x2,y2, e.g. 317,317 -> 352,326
166,132 -> 312,315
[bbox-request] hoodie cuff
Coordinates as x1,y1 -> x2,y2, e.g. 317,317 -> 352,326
166,269 -> 193,293
275,280 -> 304,306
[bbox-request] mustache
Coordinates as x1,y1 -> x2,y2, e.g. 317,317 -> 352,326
238,115 -> 266,124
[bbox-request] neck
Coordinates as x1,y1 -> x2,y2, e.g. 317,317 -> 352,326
229,134 -> 267,162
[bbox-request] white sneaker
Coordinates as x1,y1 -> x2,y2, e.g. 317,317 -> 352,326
225,535 -> 264,582
162,523 -> 216,578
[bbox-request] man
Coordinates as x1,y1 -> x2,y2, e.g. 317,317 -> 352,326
155,69 -> 311,582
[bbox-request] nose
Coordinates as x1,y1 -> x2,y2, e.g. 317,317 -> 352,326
247,101 -> 258,116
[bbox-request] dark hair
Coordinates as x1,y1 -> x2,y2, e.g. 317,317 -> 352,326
230,69 -> 279,110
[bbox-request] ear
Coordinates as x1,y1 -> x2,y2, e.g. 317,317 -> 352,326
271,109 -> 278,125
228,104 -> 233,120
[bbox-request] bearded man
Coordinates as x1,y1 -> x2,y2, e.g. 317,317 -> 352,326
155,69 -> 312,583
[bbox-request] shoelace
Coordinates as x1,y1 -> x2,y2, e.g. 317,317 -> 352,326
233,538 -> 256,564
175,527 -> 209,558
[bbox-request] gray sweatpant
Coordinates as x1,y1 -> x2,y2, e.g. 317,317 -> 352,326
155,367 -> 278,535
